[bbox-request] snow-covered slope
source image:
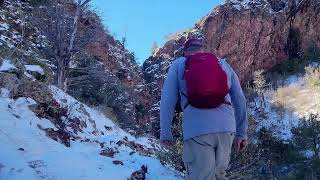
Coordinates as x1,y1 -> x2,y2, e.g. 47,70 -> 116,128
0,87 -> 182,180
252,69 -> 320,140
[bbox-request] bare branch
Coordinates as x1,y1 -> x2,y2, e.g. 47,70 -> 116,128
80,0 -> 91,7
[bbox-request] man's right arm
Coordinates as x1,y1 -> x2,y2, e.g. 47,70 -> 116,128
160,61 -> 179,141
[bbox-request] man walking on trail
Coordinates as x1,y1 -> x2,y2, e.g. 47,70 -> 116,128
160,37 -> 248,180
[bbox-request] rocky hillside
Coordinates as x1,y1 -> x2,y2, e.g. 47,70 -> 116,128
0,0 -> 151,134
0,60 -> 181,179
143,0 -> 320,136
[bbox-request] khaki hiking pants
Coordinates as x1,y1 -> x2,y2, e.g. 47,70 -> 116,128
183,133 -> 234,180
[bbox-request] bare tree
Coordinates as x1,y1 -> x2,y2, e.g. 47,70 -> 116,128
32,0 -> 91,91
58,0 -> 91,91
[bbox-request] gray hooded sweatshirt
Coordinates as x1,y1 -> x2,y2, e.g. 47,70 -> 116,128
160,56 -> 248,140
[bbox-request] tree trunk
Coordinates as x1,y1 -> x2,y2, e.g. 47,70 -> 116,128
57,65 -> 67,91
54,0 -> 91,92
57,57 -> 69,91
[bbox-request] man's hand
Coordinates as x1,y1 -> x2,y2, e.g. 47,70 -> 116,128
234,138 -> 248,152
160,140 -> 174,149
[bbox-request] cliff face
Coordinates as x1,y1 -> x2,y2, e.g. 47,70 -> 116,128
143,0 -> 320,136
74,11 -> 152,133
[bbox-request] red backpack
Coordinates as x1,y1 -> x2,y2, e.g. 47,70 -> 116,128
183,53 -> 229,109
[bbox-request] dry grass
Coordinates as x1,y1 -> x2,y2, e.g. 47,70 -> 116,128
272,75 -> 320,117
305,65 -> 320,87
272,86 -> 300,106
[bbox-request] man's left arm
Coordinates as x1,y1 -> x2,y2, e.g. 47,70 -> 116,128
228,66 -> 248,141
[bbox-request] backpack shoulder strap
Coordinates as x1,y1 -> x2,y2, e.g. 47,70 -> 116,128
182,56 -> 190,80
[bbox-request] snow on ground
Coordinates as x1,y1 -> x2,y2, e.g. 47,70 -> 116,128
253,75 -> 302,140
227,0 -> 263,10
254,96 -> 300,140
0,59 -> 17,72
25,65 -> 44,75
0,87 -> 182,180
24,72 -> 36,81
253,73 -> 320,140
0,35 -> 16,48
0,22 -> 9,31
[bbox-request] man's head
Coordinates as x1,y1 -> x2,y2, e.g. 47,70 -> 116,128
183,38 -> 205,57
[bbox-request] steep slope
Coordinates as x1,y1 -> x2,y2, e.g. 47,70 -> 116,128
0,0 -> 151,135
0,60 -> 182,179
143,0 -> 320,136
0,88 -> 181,180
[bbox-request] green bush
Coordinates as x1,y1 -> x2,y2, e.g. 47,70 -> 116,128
289,114 -> 320,178
267,41 -> 320,80
305,42 -> 320,61
269,57 -> 309,76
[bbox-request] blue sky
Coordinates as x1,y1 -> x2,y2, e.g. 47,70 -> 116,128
90,0 -> 223,64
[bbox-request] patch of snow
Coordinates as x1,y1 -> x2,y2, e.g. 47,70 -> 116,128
0,22 -> 9,31
310,62 -> 319,68
24,72 -> 36,81
13,19 -> 25,26
38,118 -> 58,130
11,33 -> 21,40
302,150 -> 315,159
0,88 -> 10,98
0,35 -> 15,48
284,75 -> 304,87
258,99 -> 300,140
226,0 -> 266,10
0,87 -> 183,180
25,65 -> 45,75
254,73 -> 320,140
145,64 -> 160,74
0,59 -> 17,72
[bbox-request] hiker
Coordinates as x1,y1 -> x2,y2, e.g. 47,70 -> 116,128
160,37 -> 248,180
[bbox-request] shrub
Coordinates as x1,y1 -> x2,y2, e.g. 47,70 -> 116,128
267,41 -> 319,81
157,111 -> 185,173
289,114 -> 320,178
269,57 -> 308,76
291,114 -> 320,159
305,65 -> 320,87
228,127 -> 297,179
305,42 -> 320,61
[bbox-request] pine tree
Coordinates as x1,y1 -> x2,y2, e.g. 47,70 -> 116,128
151,41 -> 158,55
